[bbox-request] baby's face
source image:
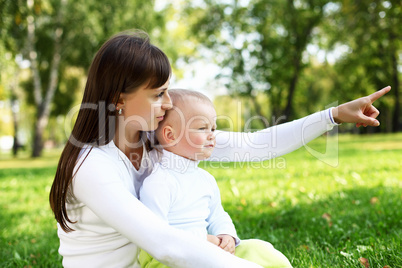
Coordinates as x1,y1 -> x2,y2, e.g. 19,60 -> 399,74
173,101 -> 217,161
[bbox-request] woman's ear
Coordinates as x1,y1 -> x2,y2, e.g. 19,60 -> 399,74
116,93 -> 126,110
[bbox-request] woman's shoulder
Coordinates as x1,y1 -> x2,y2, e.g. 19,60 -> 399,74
74,142 -> 127,174
71,143 -> 136,195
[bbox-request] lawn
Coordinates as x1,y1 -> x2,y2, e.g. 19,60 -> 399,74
1,133 -> 401,267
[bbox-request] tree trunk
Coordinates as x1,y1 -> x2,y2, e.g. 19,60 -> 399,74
391,48 -> 400,132
32,111 -> 47,157
282,0 -> 320,121
245,82 -> 269,128
249,96 -> 269,128
283,55 -> 301,121
27,0 -> 66,157
12,116 -> 20,157
11,69 -> 20,157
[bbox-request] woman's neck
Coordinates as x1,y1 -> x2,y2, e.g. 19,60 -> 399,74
114,127 -> 144,170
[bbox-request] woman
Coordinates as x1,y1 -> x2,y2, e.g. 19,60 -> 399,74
49,31 -> 390,267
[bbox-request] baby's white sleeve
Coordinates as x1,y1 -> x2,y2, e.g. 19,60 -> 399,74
211,108 -> 336,162
206,175 -> 240,245
139,169 -> 175,222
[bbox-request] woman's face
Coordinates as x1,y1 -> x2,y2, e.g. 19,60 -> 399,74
120,80 -> 172,133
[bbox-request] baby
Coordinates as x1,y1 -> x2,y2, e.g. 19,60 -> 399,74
139,89 -> 292,268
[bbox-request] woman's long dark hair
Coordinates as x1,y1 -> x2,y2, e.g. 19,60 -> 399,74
49,31 -> 171,232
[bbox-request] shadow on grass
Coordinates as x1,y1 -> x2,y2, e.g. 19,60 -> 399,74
225,186 -> 402,267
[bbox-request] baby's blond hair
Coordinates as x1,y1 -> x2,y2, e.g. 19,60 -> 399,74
168,89 -> 212,107
161,89 -> 213,124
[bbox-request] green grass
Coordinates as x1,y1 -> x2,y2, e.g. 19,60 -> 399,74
203,133 -> 402,267
1,134 -> 401,267
0,150 -> 63,267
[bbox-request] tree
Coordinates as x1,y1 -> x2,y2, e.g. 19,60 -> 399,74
325,0 -> 401,132
184,0 -> 330,121
0,0 -> 27,156
26,0 -> 67,157
0,0 -> 170,157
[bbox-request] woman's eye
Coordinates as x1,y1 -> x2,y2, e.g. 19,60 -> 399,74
157,92 -> 165,98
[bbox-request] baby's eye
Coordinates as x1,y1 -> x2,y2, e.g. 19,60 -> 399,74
211,128 -> 216,132
198,127 -> 206,131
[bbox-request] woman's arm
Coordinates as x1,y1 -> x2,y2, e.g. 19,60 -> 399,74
212,86 -> 390,162
73,158 -> 262,268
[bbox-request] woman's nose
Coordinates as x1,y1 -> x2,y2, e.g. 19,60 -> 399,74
162,92 -> 173,110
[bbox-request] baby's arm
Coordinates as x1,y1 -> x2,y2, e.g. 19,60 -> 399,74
205,171 -> 240,252
212,87 -> 390,162
212,108 -> 335,162
139,169 -> 176,222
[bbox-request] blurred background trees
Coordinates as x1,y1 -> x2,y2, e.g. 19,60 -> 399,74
182,0 -> 400,130
0,0 -> 400,157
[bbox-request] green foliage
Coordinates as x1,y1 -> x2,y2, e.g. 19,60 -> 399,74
1,134 -> 401,267
214,93 -> 272,131
184,0 -> 331,120
183,0 -> 401,130
326,0 -> 402,132
0,0 -> 178,156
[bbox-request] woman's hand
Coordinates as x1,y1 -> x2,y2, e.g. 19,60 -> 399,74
332,86 -> 391,127
217,234 -> 236,254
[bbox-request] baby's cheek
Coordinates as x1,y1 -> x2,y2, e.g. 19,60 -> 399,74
190,134 -> 205,146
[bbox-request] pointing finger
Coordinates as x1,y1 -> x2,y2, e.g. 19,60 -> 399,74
368,86 -> 391,103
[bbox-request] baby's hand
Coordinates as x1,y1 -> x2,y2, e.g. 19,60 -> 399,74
207,234 -> 220,246
217,234 -> 236,254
